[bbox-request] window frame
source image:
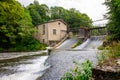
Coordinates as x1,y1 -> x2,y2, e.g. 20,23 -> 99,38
42,25 -> 45,35
53,29 -> 57,35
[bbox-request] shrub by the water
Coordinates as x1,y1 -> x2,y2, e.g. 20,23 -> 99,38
61,60 -> 92,80
109,42 -> 120,57
8,38 -> 47,52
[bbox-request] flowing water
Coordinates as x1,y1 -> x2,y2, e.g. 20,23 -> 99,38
0,53 -> 50,80
40,36 -> 105,80
57,38 -> 78,49
0,36 -> 104,80
75,36 -> 104,50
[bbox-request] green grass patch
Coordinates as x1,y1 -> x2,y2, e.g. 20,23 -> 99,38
97,41 -> 120,64
61,60 -> 92,80
72,40 -> 82,48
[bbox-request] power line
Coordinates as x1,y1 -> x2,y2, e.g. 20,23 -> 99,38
92,19 -> 108,22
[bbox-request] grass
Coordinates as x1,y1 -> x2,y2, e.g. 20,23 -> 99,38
109,41 -> 120,57
72,40 -> 82,48
61,60 -> 92,80
97,41 -> 120,64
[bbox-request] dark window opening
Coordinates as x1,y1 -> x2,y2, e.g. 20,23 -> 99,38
43,25 -> 45,35
43,39 -> 45,43
53,29 -> 56,35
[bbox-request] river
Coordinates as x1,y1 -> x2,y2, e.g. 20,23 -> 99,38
0,52 -> 50,80
40,36 -> 104,80
0,36 -> 104,80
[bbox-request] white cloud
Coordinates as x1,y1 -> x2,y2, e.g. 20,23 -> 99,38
18,0 -> 108,25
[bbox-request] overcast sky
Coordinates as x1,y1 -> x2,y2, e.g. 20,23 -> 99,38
18,0 -> 108,26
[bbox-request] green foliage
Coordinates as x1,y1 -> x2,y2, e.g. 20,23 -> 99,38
61,60 -> 92,80
98,42 -> 120,64
109,42 -> 120,57
105,0 -> 120,41
27,2 -> 50,25
91,29 -> 106,36
98,45 -> 105,50
97,48 -> 109,64
8,38 -> 47,52
27,0 -> 92,28
0,0 -> 35,48
72,40 -> 82,48
0,0 -> 46,52
0,0 -> 93,52
50,7 -> 92,29
0,0 -> 24,48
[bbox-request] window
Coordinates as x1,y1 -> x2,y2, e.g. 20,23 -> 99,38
43,25 -> 45,35
43,39 -> 45,43
53,29 -> 56,35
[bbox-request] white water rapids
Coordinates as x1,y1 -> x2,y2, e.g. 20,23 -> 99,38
0,36 -> 104,80
75,36 -> 104,50
0,56 -> 50,80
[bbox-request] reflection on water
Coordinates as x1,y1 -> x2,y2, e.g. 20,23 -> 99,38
0,53 -> 50,80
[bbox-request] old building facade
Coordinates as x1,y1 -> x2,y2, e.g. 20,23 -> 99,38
34,19 -> 68,46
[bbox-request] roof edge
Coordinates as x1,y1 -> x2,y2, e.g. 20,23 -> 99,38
36,19 -> 68,27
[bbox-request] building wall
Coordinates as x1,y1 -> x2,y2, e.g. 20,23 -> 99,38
34,24 -> 48,44
48,21 -> 67,41
34,20 -> 67,45
39,24 -> 48,44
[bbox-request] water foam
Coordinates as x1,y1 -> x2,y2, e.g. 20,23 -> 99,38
0,56 -> 49,80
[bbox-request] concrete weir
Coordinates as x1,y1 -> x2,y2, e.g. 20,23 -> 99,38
39,36 -> 105,80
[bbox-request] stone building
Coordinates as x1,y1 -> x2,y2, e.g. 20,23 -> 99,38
34,19 -> 68,46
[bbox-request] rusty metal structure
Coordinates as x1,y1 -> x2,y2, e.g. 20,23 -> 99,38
69,27 -> 107,39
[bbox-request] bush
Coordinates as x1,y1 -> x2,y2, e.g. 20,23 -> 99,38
97,41 -> 120,64
97,49 -> 109,64
109,41 -> 120,57
61,60 -> 92,80
8,37 -> 47,52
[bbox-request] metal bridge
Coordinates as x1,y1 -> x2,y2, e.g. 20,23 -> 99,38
69,18 -> 108,39
69,27 -> 107,39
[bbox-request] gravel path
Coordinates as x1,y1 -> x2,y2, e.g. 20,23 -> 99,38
39,50 -> 98,80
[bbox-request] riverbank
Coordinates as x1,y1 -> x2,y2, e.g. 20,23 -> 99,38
0,50 -> 47,60
92,58 -> 120,80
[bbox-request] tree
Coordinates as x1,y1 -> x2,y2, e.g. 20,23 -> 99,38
50,7 -> 92,29
27,0 -> 92,28
105,0 -> 120,41
50,6 -> 66,19
27,0 -> 50,25
27,4 -> 42,25
0,0 -> 35,48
